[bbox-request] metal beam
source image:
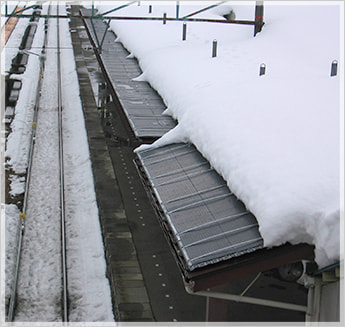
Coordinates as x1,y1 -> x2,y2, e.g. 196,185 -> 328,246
97,1 -> 137,17
181,1 -> 226,19
6,4 -> 39,16
8,13 -> 256,26
185,243 -> 315,292
186,288 -> 308,312
99,18 -> 111,51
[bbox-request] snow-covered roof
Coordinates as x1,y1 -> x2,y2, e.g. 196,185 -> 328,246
94,1 -> 341,269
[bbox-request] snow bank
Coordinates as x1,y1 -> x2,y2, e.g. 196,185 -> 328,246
3,6 -> 41,175
98,1 -> 342,268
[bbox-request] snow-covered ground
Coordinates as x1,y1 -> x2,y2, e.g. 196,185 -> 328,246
94,1 -> 343,269
2,2 -> 114,322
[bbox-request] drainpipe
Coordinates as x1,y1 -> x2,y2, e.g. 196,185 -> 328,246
305,277 -> 322,323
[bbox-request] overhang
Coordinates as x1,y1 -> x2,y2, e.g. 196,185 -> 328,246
135,143 -> 315,292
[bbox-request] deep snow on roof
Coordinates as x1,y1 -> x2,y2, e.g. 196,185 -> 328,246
94,1 -> 341,269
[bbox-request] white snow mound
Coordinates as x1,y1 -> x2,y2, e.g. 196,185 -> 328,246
98,2 -> 341,268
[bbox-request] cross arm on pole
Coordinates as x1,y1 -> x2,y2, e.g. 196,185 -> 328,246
181,1 -> 226,20
97,1 -> 137,18
6,4 -> 40,16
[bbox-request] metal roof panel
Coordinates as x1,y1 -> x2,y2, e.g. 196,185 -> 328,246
136,143 -> 264,270
81,9 -> 176,139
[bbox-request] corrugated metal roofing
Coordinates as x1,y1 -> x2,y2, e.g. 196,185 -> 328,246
136,143 -> 264,271
81,9 -> 176,138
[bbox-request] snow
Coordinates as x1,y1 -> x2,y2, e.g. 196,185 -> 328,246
3,2 -> 114,322
58,9 -> 114,321
94,1 -> 342,268
1,0 -> 341,322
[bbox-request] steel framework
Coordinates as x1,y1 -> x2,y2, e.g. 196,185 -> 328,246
3,1 -> 264,33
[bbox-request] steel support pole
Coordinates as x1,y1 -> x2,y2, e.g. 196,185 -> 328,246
205,285 -> 229,321
99,18 -> 111,51
182,22 -> 187,40
254,1 -> 264,36
212,39 -> 217,57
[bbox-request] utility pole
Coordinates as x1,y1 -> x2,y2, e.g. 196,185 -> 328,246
254,1 -> 264,36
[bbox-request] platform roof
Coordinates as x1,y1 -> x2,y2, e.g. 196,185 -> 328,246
136,143 -> 264,271
135,143 -> 315,291
80,8 -> 315,292
81,9 -> 176,139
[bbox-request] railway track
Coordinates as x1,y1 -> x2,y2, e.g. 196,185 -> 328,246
56,3 -> 68,322
6,3 -> 69,322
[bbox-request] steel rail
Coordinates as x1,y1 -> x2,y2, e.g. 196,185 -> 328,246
6,5 -> 49,322
56,4 -> 68,322
7,3 -> 69,321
